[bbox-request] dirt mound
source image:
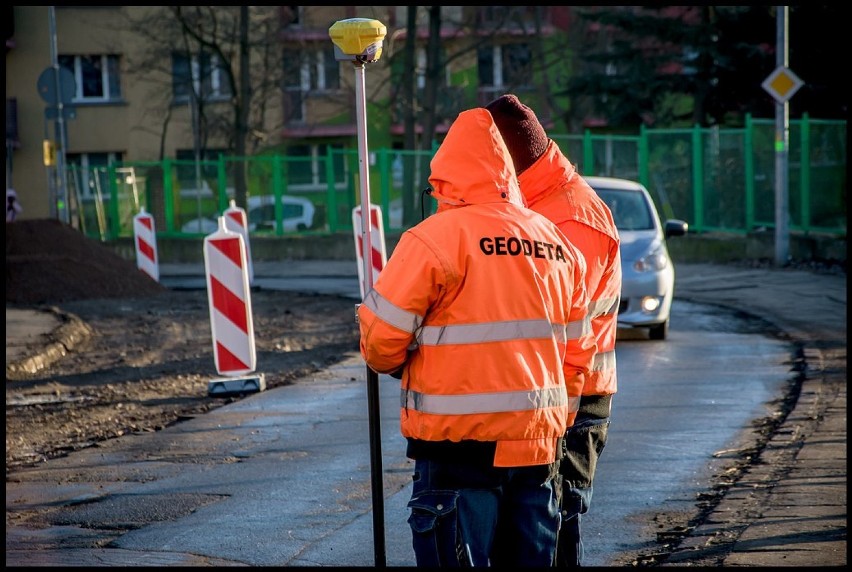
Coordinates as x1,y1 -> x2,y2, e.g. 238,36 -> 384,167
6,219 -> 167,305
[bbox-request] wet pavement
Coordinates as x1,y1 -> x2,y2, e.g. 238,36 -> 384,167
5,261 -> 847,567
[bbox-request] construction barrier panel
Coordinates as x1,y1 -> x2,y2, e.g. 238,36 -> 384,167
203,218 -> 256,377
223,199 -> 254,285
133,207 -> 159,282
352,204 -> 387,299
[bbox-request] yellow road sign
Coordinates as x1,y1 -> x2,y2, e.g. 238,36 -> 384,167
762,66 -> 804,104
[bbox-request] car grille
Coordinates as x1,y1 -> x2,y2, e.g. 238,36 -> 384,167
618,299 -> 629,314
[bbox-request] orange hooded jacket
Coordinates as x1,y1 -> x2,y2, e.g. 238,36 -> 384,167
357,109 -> 595,467
519,142 -> 622,397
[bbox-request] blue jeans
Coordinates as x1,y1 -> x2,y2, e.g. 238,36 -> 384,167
557,415 -> 610,567
407,457 -> 561,567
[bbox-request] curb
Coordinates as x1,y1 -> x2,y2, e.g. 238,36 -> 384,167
5,309 -> 92,379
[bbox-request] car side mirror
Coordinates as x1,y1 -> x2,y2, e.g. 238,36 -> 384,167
664,220 -> 688,239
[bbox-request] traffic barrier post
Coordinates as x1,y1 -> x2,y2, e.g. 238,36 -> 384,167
203,216 -> 265,396
352,204 -> 387,299
223,199 -> 254,285
133,207 -> 159,282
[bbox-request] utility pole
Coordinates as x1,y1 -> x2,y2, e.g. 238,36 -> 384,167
773,6 -> 790,266
48,6 -> 70,225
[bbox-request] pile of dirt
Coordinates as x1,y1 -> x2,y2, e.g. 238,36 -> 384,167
6,218 -> 361,471
5,219 -> 167,305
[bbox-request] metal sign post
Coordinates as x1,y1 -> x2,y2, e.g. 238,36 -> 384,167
48,6 -> 71,225
762,6 -> 802,266
328,18 -> 388,568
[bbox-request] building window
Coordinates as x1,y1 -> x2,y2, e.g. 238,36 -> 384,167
58,55 -> 122,103
175,148 -> 226,196
477,43 -> 533,99
286,143 -> 347,191
283,47 -> 340,122
282,6 -> 301,26
283,48 -> 339,92
66,152 -> 123,200
172,52 -> 233,104
476,6 -> 539,28
415,47 -> 450,89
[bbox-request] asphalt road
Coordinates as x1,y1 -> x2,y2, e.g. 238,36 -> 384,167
5,261 -> 847,567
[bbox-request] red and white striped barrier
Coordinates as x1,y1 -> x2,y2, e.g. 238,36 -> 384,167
223,199 -> 254,284
203,218 -> 256,377
133,207 -> 159,282
352,204 -> 387,299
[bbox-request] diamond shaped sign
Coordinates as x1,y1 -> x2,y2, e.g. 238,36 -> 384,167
762,66 -> 804,104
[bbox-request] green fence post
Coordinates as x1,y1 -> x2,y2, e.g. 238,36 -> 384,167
583,129 -> 594,175
161,159 -> 175,233
744,113 -> 755,232
325,148 -> 339,232
217,155 -> 228,213
272,155 -> 284,235
691,124 -> 704,232
800,112 -> 811,231
107,163 -> 121,240
378,148 -> 391,233
161,157 -> 173,235
638,124 -> 650,189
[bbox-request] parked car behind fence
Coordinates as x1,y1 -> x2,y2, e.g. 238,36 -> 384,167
181,195 -> 316,234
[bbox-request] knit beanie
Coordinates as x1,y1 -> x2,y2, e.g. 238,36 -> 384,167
485,94 -> 549,175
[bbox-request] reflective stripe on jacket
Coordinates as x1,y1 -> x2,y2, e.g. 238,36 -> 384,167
357,109 -> 595,467
519,141 -> 622,397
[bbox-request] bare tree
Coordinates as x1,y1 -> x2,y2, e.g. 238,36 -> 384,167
400,6 -> 418,225
117,6 -> 287,208
386,7 -> 572,223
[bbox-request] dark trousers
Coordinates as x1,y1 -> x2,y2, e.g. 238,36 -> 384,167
407,457 -> 561,567
556,411 -> 611,567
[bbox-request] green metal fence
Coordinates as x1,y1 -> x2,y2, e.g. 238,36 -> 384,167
70,113 -> 845,241
553,113 -> 846,235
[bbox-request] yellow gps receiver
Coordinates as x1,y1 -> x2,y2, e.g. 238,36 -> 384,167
329,18 -> 387,63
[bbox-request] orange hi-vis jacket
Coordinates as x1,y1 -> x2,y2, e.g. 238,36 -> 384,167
357,109 -> 596,468
519,141 -> 622,397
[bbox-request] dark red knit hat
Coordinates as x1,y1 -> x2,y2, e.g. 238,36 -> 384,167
485,94 -> 549,175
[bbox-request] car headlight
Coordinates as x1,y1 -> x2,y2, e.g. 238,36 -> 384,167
633,242 -> 669,272
640,296 -> 662,312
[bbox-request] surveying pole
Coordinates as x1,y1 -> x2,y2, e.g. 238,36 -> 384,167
329,17 -> 388,568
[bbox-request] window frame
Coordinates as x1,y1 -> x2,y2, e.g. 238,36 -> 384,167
172,52 -> 233,105
477,42 -> 533,99
283,47 -> 341,123
58,54 -> 122,103
285,143 -> 348,192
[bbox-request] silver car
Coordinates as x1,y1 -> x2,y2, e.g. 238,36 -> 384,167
181,195 -> 316,234
586,176 -> 688,340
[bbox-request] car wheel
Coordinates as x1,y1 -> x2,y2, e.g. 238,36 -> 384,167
648,320 -> 668,340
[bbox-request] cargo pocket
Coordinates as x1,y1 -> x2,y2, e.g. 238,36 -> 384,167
407,491 -> 465,567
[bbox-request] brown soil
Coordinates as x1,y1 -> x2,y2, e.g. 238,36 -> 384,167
6,219 -> 360,473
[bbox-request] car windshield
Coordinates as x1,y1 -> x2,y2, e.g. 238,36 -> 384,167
596,189 -> 654,231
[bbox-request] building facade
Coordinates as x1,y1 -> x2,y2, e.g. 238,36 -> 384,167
6,6 -> 574,222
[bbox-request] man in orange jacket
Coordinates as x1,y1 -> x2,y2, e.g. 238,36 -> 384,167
486,94 -> 622,567
357,108 -> 596,566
